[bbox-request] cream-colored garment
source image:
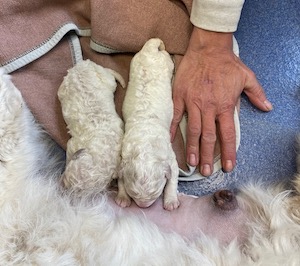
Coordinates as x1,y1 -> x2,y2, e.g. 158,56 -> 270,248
190,0 -> 245,32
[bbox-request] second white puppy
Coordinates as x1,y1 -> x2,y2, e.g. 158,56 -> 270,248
116,38 -> 180,211
58,59 -> 125,196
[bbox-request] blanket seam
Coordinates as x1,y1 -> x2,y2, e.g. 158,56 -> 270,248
1,23 -> 89,73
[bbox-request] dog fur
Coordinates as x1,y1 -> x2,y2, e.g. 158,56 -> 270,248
115,38 -> 180,210
57,59 -> 125,196
1,69 -> 300,265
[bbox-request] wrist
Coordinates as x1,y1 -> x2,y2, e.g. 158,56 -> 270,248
189,27 -> 233,52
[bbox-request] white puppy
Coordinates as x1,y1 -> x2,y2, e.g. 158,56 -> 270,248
115,38 -> 180,210
58,60 -> 125,195
1,70 -> 300,265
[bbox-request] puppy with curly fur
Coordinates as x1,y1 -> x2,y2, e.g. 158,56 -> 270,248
115,38 -> 180,210
58,60 -> 125,196
1,69 -> 300,265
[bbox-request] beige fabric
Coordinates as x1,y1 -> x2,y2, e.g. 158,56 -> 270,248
0,0 -> 194,171
11,37 -> 74,146
0,0 -> 242,178
191,0 -> 244,32
89,0 -> 193,55
0,0 -> 90,66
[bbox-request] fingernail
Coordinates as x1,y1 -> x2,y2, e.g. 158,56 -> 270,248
189,154 -> 197,166
201,164 -> 211,176
264,100 -> 273,111
224,160 -> 233,172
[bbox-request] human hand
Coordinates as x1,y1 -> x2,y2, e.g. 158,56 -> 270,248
170,27 -> 272,176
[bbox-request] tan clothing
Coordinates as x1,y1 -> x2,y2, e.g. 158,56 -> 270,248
0,0 -> 243,178
191,0 -> 244,32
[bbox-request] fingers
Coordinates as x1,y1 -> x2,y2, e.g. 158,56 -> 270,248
199,111 -> 217,176
186,106 -> 201,167
170,97 -> 185,142
197,109 -> 236,176
217,111 -> 237,172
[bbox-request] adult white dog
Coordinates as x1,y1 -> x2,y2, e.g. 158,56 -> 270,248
1,69 -> 300,265
116,38 -> 180,210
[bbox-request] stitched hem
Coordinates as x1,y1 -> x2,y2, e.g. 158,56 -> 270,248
90,39 -> 124,54
68,33 -> 83,65
1,23 -> 89,73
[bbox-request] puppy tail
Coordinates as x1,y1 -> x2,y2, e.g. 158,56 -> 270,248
108,69 -> 126,89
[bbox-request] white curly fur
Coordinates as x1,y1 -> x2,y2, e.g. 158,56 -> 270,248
116,38 -> 180,210
57,60 -> 125,195
1,69 -> 300,265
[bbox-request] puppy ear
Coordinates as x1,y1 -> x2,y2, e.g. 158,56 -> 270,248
118,161 -> 133,180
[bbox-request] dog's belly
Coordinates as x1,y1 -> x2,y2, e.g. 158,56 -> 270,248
109,191 -> 248,245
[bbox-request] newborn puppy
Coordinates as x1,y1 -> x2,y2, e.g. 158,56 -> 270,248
58,60 -> 125,196
3,68 -> 300,265
115,38 -> 179,211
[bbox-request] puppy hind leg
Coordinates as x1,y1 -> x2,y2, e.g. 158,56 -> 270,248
163,163 -> 180,211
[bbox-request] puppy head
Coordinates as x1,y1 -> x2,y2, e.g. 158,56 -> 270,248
120,159 -> 172,208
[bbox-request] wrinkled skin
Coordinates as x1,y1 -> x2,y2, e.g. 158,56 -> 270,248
170,27 -> 273,176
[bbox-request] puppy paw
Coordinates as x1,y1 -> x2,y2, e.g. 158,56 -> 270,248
115,193 -> 132,208
163,197 -> 180,211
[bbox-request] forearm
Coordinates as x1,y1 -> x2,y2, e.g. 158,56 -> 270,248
190,0 -> 244,32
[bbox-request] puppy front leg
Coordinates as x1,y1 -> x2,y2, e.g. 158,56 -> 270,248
163,179 -> 180,211
115,177 -> 132,208
163,163 -> 180,211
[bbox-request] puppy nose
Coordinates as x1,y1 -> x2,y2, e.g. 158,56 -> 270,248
135,199 -> 156,208
213,189 -> 238,211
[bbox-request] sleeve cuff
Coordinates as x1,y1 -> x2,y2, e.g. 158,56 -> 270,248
190,0 -> 245,32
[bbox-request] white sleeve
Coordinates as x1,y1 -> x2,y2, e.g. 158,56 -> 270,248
190,0 -> 245,32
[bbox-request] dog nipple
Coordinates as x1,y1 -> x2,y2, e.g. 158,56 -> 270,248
212,189 -> 238,211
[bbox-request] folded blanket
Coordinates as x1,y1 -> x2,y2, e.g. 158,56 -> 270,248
0,0 -> 238,181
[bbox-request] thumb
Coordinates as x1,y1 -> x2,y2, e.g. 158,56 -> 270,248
243,71 -> 273,112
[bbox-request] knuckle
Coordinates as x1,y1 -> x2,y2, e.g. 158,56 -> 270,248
173,107 -> 182,118
172,107 -> 184,123
221,131 -> 236,144
219,102 -> 235,115
247,69 -> 257,80
201,132 -> 217,144
188,123 -> 201,137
